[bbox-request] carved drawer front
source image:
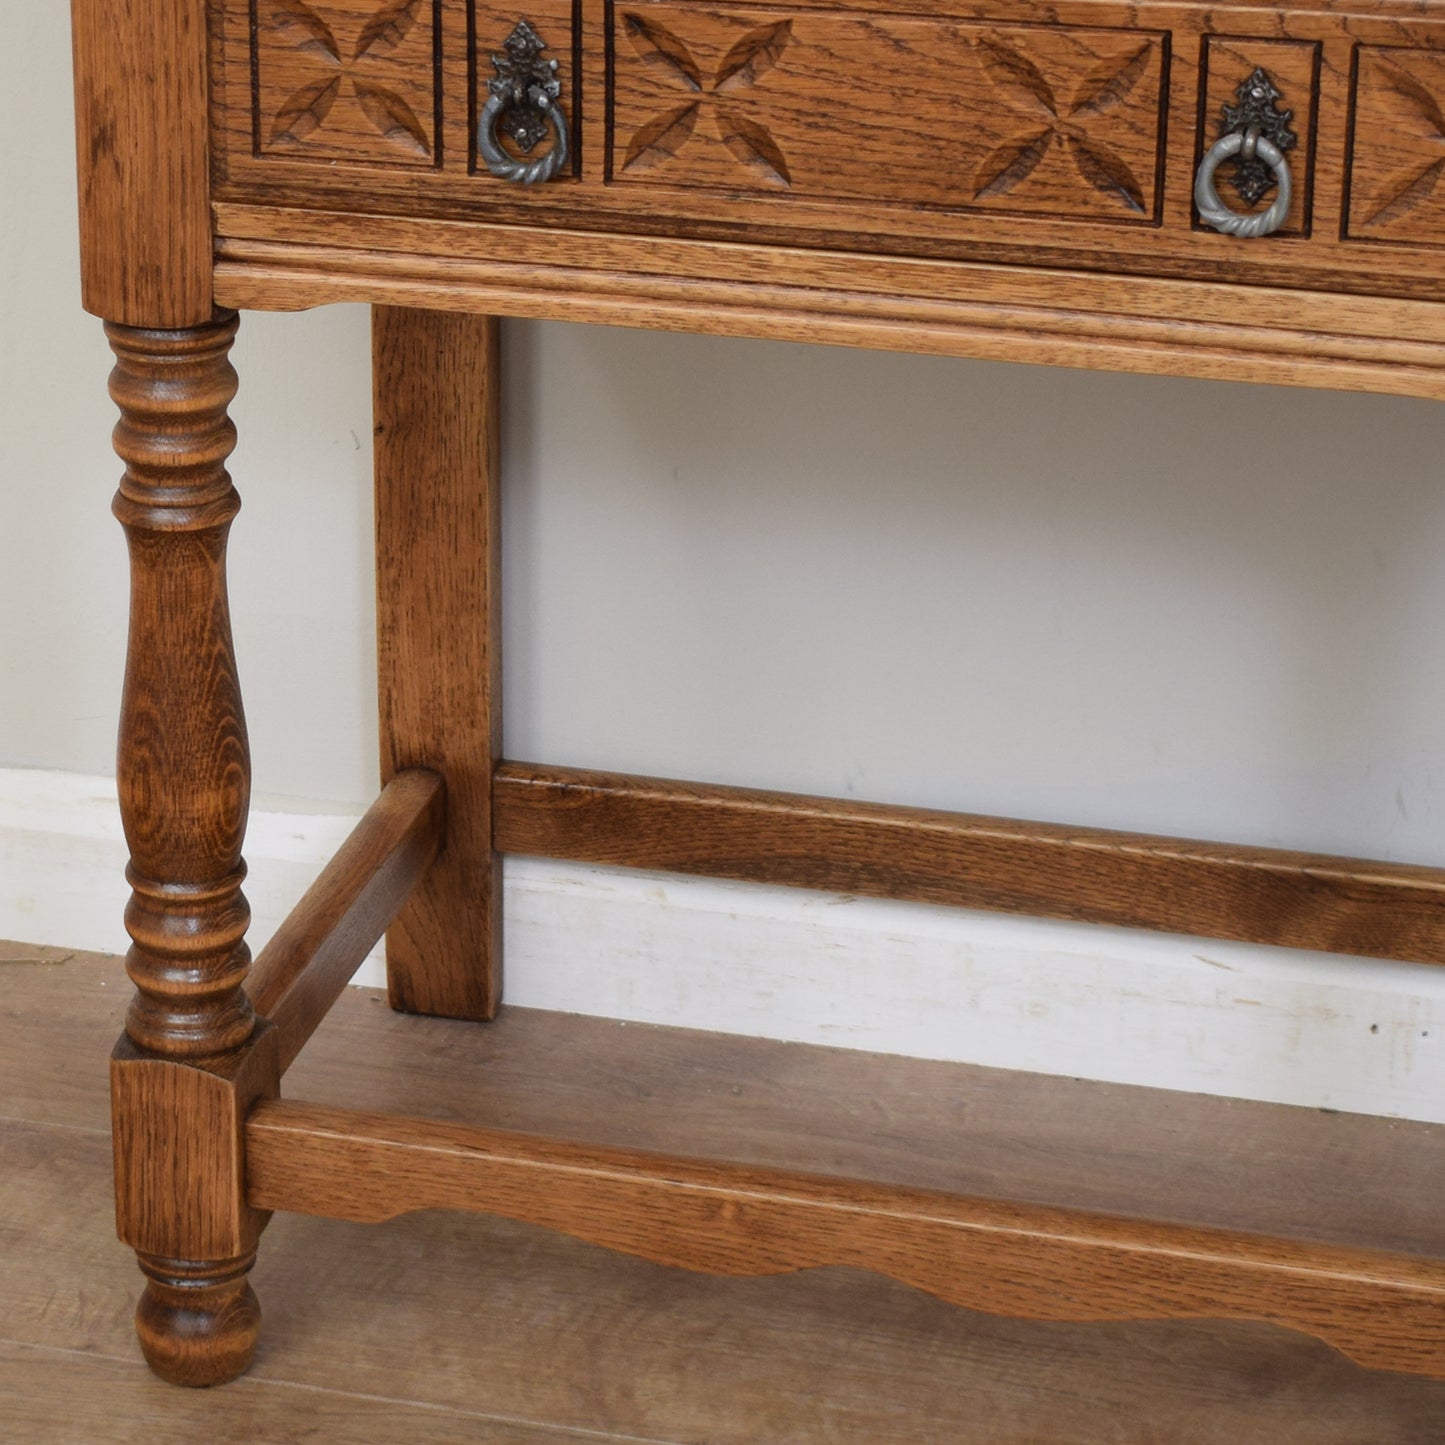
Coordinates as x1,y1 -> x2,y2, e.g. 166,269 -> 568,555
610,7 -> 1166,221
1348,48 -> 1445,246
213,1 -> 1445,301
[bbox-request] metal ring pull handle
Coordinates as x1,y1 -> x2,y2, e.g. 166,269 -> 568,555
478,20 -> 570,186
1194,129 -> 1292,238
1195,67 -> 1297,240
479,85 -> 569,185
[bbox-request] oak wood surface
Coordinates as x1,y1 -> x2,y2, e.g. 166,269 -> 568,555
71,0 -> 213,325
107,315 -> 255,1060
71,0 -> 1445,1410
212,204 -> 1445,332
109,1026 -> 279,1385
246,768 -> 445,1071
247,0 -> 442,170
7,948 -> 1445,1440
105,316 -> 282,1386
111,1030 -> 278,1265
207,0 -> 1445,303
276,1008 -> 1445,1265
245,1096 -> 1445,1378
1347,45 -> 1445,246
492,762 -> 1445,964
213,228 -> 1445,400
609,9 -> 1168,218
373,307 -> 504,1021
12,1117 -> 1444,1444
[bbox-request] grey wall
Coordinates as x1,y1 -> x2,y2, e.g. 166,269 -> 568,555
9,3 -> 1445,873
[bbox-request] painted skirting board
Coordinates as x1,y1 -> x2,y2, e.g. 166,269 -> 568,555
3,765 -> 1443,1122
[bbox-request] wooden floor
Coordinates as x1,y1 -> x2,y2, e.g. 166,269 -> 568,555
6,942 -> 1445,1443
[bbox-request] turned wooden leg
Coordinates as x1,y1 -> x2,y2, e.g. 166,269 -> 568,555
132,1253 -> 261,1386
105,313 -> 278,1387
373,308 -> 503,1019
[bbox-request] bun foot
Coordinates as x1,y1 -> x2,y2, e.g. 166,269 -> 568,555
134,1253 -> 261,1387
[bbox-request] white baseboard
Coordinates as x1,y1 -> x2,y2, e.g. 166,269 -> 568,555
4,765 -> 1444,1122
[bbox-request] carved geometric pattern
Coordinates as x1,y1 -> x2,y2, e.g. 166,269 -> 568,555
620,13 -> 793,186
254,0 -> 437,166
973,34 -> 1151,213
608,10 -> 1162,221
1354,52 -> 1445,229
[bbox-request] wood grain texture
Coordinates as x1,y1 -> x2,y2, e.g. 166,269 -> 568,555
373,308 -> 502,1020
208,0 -> 1445,303
105,317 -> 284,1387
214,227 -> 1445,400
246,768 -> 445,1072
491,762 -> 1445,964
250,0 -> 440,168
611,8 -> 1165,218
0,945 -> 124,1133
73,0 -> 1445,1402
111,1027 -> 279,1385
246,1097 -> 1445,1380
1347,45 -> 1445,244
281,987 -> 1445,1267
0,1343 -> 591,1445
107,315 -> 255,1060
71,0 -> 213,325
9,1119 -> 1444,1443
12,951 -> 1445,1435
111,1031 -> 278,1274
212,203 -> 1445,331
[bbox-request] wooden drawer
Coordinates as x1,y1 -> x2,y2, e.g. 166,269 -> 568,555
211,0 -> 1445,299
608,10 -> 1171,220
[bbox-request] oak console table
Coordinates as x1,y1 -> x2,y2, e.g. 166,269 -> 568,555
72,0 -> 1445,1391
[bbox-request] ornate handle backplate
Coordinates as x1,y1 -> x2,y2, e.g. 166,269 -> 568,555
478,20 -> 570,185
1194,68 -> 1297,238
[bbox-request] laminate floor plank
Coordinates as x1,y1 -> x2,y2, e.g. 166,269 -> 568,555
5,1114 -> 1445,1444
0,944 -> 124,1134
6,946 -> 1445,1442
249,1203 -> 1445,1444
0,1342 -> 636,1444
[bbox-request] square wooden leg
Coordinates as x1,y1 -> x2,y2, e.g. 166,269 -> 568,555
373,307 -> 503,1019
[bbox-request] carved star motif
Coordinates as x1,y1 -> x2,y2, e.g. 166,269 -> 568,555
973,35 -> 1152,213
265,0 -> 431,158
1359,55 -> 1445,228
620,14 -> 793,187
